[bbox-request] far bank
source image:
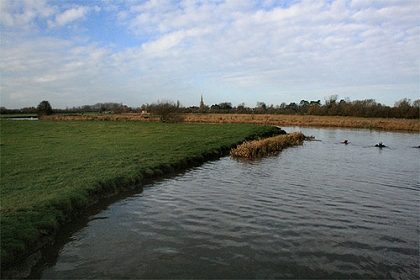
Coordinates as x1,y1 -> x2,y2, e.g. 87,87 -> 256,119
42,113 -> 419,132
182,114 -> 419,132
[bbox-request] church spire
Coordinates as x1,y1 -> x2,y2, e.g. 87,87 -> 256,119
200,94 -> 205,109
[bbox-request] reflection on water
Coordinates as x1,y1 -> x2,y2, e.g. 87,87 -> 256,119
34,127 -> 419,279
5,117 -> 38,120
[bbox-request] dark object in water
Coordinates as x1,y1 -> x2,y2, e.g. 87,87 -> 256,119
375,142 -> 386,148
275,126 -> 287,135
342,140 -> 349,144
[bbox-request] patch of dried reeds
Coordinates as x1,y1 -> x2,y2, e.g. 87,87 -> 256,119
230,131 -> 308,159
42,113 -> 419,132
183,114 -> 419,132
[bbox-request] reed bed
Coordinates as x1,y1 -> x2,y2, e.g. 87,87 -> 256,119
44,113 -> 419,132
230,132 -> 307,159
184,114 -> 419,132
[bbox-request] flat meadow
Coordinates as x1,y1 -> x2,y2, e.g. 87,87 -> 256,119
0,120 -> 280,270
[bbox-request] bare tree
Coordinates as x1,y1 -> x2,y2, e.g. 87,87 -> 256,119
149,100 -> 184,123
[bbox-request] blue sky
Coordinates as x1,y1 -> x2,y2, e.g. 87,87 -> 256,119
1,0 -> 419,109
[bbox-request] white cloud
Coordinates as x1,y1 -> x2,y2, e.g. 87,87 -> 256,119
48,6 -> 91,28
1,0 -> 419,108
0,0 -> 56,29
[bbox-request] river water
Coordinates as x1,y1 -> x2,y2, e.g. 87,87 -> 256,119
32,127 -> 419,279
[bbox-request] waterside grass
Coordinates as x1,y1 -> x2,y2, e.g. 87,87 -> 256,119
0,120 -> 281,271
230,132 -> 308,159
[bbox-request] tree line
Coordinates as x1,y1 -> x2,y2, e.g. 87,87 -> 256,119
1,96 -> 419,120
182,96 -> 419,119
0,102 -> 130,116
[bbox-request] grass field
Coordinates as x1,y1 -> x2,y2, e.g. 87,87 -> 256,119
0,120 -> 280,269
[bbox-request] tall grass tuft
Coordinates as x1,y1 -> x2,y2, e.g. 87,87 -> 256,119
230,132 -> 308,159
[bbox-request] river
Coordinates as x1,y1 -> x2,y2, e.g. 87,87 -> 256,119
31,127 -> 419,279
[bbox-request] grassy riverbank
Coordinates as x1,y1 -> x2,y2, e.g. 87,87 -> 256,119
0,120 -> 280,270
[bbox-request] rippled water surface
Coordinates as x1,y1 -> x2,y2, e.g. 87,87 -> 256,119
35,128 -> 419,279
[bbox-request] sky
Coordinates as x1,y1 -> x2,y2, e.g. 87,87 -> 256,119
1,0 -> 419,109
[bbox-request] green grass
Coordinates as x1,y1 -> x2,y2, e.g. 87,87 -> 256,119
0,120 -> 279,268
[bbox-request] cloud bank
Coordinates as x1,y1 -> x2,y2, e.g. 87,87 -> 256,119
1,0 -> 419,108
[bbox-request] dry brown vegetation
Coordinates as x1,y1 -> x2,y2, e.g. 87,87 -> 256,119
230,132 -> 307,159
183,114 -> 419,132
43,113 -> 419,132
